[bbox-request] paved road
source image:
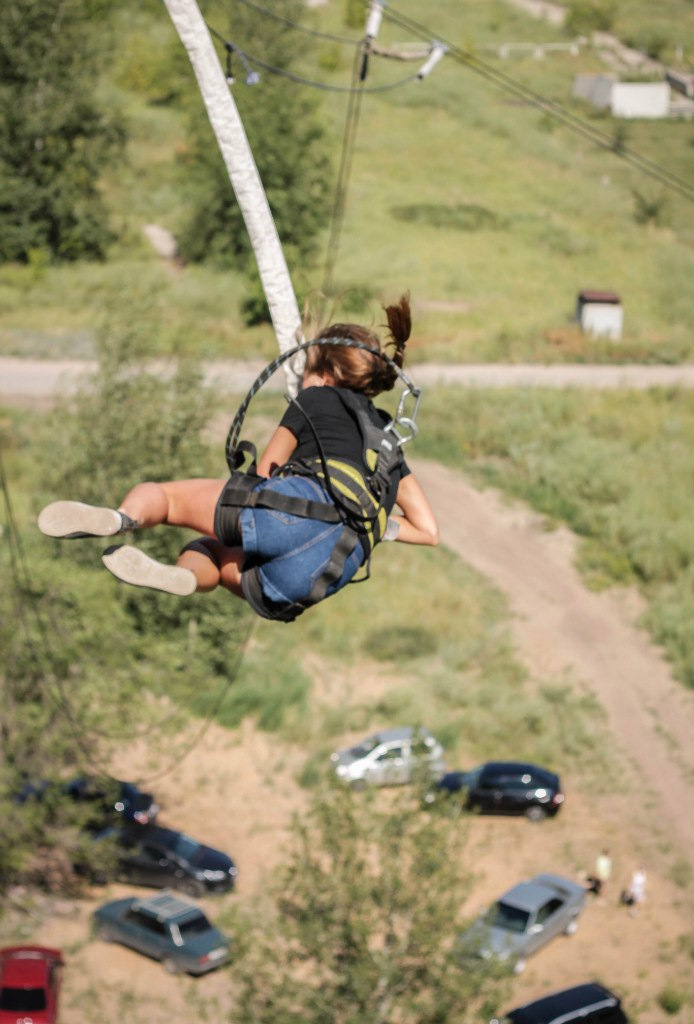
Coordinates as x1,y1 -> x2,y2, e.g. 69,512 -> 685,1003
3,356 -> 694,404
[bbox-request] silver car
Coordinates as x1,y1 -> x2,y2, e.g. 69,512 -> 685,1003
460,873 -> 586,974
331,727 -> 446,789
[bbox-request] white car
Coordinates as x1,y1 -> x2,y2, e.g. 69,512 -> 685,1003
331,727 -> 446,789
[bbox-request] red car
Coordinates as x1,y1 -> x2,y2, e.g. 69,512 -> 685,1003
0,946 -> 63,1024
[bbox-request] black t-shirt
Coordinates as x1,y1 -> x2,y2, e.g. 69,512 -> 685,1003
279,386 -> 410,511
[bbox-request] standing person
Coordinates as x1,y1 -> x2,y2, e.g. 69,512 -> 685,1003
595,847 -> 612,896
626,865 -> 647,915
586,847 -> 612,897
38,295 -> 439,622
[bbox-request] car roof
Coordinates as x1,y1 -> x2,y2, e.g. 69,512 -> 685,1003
508,983 -> 621,1024
0,947 -> 61,986
499,876 -> 569,912
482,761 -> 558,779
133,824 -> 181,847
132,891 -> 204,924
369,727 -> 431,744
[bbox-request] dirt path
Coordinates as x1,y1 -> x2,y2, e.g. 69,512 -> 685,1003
413,458 -> 694,855
3,356 -> 694,405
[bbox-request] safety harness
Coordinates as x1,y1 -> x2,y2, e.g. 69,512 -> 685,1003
217,338 -> 420,622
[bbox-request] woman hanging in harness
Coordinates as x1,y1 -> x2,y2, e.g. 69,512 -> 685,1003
38,294 -> 439,622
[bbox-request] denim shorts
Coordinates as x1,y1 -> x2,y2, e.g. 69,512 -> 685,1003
238,476 -> 365,618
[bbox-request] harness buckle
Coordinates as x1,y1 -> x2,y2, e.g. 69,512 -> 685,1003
385,387 -> 421,447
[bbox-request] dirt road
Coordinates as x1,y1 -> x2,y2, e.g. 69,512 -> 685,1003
3,356 -> 694,405
413,458 -> 694,855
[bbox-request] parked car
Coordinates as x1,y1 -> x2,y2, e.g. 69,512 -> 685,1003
0,946 -> 63,1024
13,776 -> 158,828
331,727 -> 446,789
93,891 -> 230,975
429,761 -> 564,821
460,873 -> 586,974
94,824 -> 238,895
492,982 -> 628,1024
65,777 -> 159,827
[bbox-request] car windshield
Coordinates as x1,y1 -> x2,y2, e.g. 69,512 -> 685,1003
178,914 -> 212,938
487,901 -> 531,934
347,738 -> 379,759
172,833 -> 200,861
0,986 -> 47,1011
463,766 -> 483,787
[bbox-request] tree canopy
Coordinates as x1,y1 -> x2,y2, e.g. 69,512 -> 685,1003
0,0 -> 124,262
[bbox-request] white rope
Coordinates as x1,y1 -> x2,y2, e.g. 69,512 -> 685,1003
162,0 -> 304,395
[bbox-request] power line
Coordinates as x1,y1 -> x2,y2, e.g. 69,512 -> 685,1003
228,0 -> 359,45
207,25 -> 422,94
382,5 -> 694,205
322,41 -> 367,299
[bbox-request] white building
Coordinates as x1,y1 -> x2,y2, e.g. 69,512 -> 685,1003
572,74 -> 671,118
576,290 -> 623,340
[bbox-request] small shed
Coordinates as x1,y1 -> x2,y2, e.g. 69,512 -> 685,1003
576,290 -> 623,340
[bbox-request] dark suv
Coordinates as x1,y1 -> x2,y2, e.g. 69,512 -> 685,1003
430,761 -> 563,821
493,982 -> 628,1024
100,825 -> 238,896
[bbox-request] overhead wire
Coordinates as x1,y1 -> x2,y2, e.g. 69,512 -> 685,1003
381,4 -> 694,205
207,24 -> 423,94
227,0 -> 359,45
321,38 -> 368,300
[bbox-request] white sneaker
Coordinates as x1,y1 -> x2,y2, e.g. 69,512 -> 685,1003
102,545 -> 197,597
38,501 -> 135,539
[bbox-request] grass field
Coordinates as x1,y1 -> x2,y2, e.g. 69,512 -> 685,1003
415,384 -> 694,689
0,0 -> 692,363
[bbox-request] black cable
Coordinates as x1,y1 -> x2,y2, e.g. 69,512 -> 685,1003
229,0 -> 359,45
322,41 -> 367,298
382,5 -> 694,205
207,26 -> 422,94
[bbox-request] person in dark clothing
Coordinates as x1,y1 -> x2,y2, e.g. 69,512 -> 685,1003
38,295 -> 438,620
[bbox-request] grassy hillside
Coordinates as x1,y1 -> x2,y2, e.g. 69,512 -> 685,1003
0,0 -> 692,363
416,385 -> 694,688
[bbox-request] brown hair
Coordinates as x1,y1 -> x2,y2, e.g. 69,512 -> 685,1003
305,293 -> 411,398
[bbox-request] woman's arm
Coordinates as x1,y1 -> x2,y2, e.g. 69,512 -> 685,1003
388,473 -> 439,546
257,426 -> 298,478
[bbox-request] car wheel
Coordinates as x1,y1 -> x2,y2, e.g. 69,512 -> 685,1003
96,923 -> 114,943
179,878 -> 205,898
513,958 -> 526,975
525,805 -> 547,822
564,916 -> 580,936
163,957 -> 180,975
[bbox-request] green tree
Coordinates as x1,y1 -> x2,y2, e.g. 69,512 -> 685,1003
0,0 -> 125,262
177,0 -> 332,274
232,783 -> 507,1024
0,296 -> 252,893
565,0 -> 616,36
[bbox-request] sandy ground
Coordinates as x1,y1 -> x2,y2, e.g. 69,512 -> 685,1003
3,458 -> 693,1022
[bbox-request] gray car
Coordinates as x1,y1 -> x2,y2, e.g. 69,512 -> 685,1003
331,726 -> 446,789
93,890 -> 230,975
460,873 -> 586,974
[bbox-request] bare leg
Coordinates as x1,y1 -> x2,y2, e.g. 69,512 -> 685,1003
178,538 -> 245,597
119,479 -> 227,535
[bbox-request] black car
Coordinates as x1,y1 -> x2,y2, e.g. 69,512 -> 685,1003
101,825 -> 238,896
66,778 -> 159,827
13,776 -> 159,828
430,761 -> 564,821
493,982 -> 628,1024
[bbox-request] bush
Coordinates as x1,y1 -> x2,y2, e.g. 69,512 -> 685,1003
565,0 -> 616,35
658,984 -> 686,1015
